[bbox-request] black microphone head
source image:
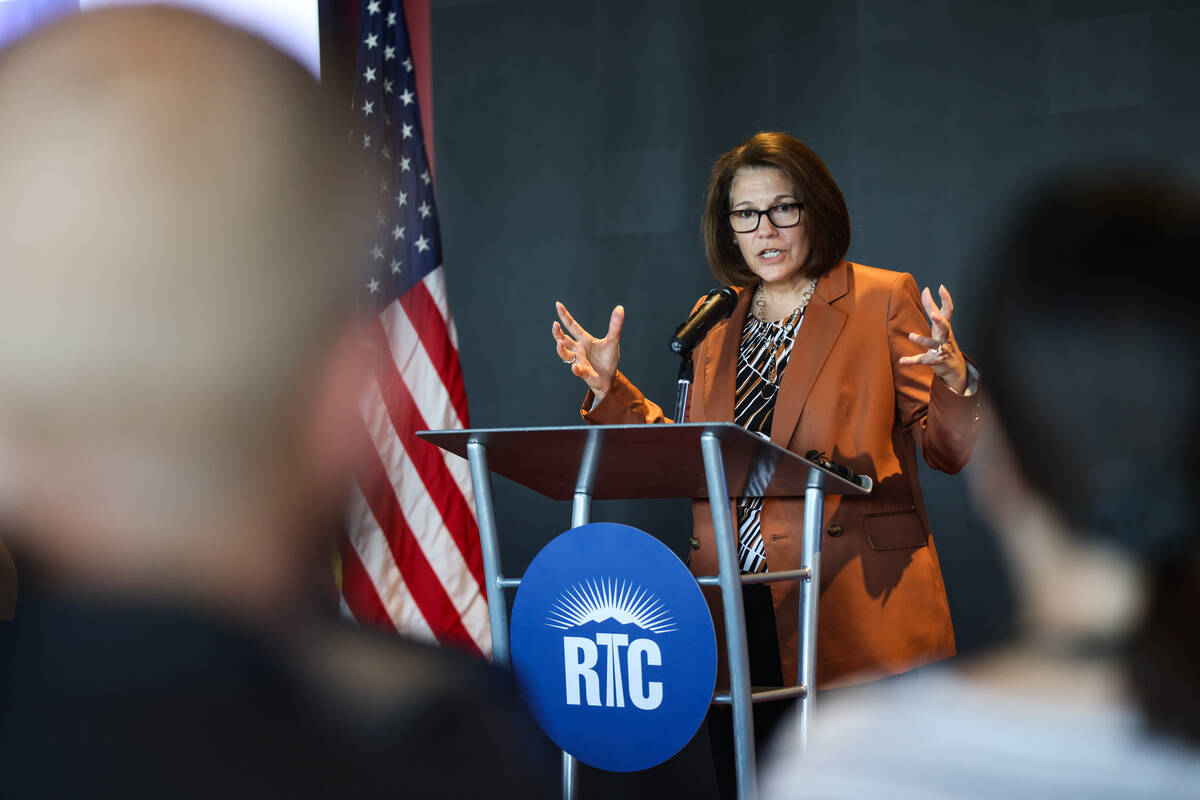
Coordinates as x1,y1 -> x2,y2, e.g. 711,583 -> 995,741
708,286 -> 737,315
669,286 -> 738,357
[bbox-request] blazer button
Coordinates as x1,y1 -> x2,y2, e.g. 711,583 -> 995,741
689,537 -> 701,550
826,524 -> 843,537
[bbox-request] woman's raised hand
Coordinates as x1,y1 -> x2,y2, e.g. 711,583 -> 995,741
553,301 -> 624,401
898,284 -> 969,394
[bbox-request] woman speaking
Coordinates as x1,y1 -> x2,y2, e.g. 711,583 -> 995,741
551,132 -> 982,781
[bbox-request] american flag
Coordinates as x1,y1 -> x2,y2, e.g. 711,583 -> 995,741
338,0 -> 490,658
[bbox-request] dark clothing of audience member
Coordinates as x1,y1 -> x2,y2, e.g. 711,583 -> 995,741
1,583 -> 555,799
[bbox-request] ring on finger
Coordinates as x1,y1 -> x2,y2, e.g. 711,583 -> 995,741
563,356 -> 577,365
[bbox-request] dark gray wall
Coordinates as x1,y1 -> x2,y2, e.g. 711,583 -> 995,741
428,0 -> 1199,665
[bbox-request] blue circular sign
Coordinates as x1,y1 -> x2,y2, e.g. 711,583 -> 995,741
510,522 -> 717,772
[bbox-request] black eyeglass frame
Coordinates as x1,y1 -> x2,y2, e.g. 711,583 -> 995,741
726,202 -> 804,233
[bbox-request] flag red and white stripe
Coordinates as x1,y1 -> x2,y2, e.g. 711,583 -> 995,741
338,0 -> 489,658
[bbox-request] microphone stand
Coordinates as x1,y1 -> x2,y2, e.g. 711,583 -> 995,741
669,286 -> 735,423
673,350 -> 694,423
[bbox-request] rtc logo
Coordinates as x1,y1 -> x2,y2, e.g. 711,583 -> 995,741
510,523 -> 717,772
549,578 -> 674,710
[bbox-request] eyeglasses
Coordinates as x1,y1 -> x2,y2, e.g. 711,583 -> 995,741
727,202 -> 803,233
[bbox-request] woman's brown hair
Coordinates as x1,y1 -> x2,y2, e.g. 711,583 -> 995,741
701,132 -> 851,287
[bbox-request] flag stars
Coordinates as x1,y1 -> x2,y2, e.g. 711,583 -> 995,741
367,0 -> 381,14
352,16 -> 441,292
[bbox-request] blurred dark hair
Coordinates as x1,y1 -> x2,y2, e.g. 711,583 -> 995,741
701,132 -> 850,287
973,166 -> 1200,744
1128,552 -> 1200,744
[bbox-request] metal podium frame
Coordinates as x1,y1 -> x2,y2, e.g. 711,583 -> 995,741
418,423 -> 871,800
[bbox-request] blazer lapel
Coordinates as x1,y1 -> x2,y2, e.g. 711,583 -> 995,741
696,286 -> 752,423
770,261 -> 849,449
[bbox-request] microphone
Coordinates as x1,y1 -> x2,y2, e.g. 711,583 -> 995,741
804,450 -> 862,487
669,287 -> 737,356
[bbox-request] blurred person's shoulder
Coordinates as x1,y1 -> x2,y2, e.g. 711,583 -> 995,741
293,611 -> 528,732
760,666 -> 1200,800
288,612 -> 558,797
0,592 -> 555,799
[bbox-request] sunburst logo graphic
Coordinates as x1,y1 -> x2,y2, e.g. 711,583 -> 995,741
546,577 -> 677,634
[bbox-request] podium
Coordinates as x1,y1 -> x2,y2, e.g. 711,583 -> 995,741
419,423 -> 871,800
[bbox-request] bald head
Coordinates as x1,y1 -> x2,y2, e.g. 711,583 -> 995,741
0,8 -> 366,556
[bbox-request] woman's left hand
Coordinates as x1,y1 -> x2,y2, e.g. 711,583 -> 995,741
898,284 -> 969,394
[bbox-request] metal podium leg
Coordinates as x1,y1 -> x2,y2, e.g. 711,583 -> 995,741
798,474 -> 826,754
561,429 -> 599,800
467,439 -> 510,669
560,473 -> 591,799
701,432 -> 757,800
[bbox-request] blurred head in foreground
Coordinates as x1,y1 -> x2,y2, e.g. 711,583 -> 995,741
0,12 -> 559,798
971,167 -> 1200,743
0,5 -> 368,615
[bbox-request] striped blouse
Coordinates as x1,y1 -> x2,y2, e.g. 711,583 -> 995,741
734,302 -> 807,573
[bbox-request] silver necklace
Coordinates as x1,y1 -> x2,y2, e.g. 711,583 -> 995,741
752,278 -> 817,386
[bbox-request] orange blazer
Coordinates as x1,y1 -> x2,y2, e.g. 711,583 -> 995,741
581,261 -> 983,689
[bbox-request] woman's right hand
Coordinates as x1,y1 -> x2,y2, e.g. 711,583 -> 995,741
552,301 -> 624,401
